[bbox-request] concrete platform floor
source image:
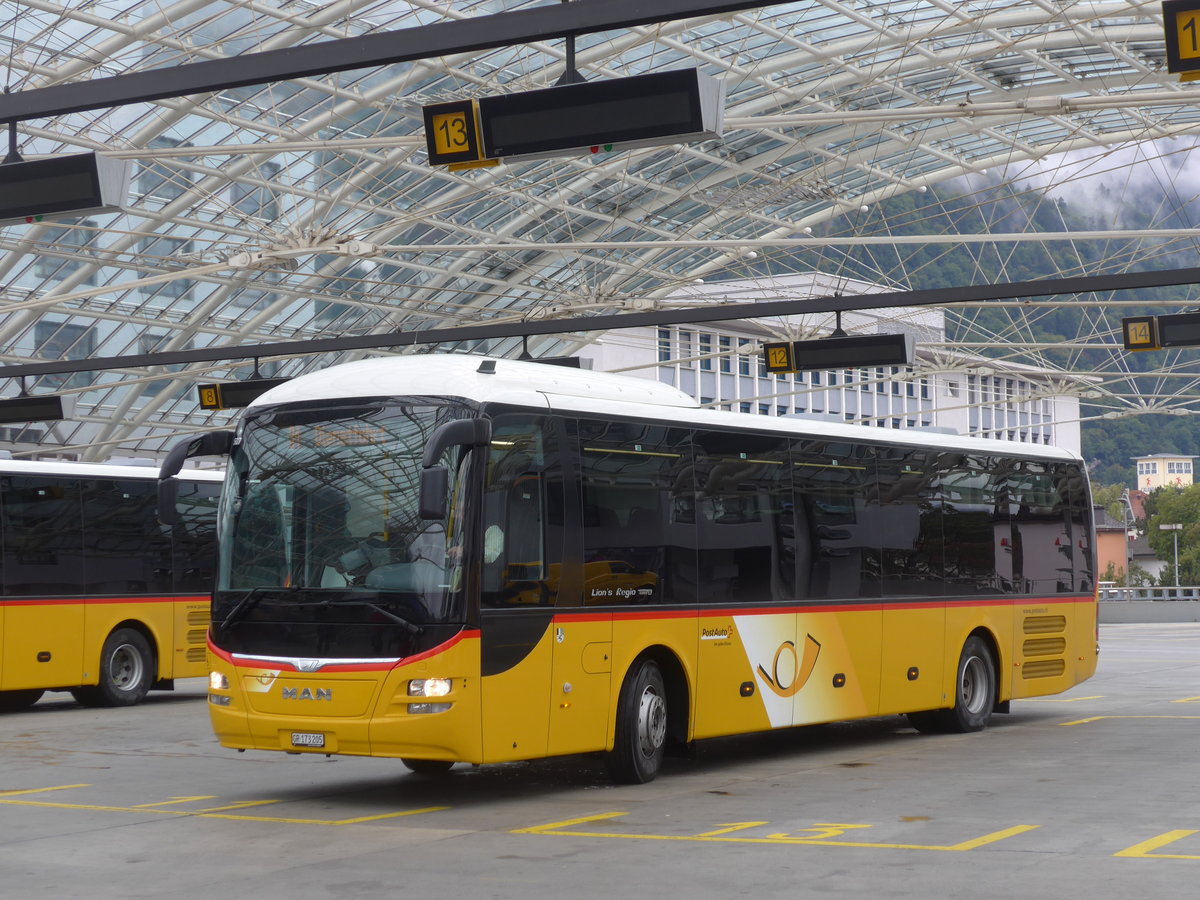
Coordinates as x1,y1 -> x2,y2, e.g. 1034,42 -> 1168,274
1,622 -> 1197,899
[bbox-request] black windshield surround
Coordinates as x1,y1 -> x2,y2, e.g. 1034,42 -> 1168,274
211,397 -> 478,660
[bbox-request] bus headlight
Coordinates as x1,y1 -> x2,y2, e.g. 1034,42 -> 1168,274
408,678 -> 451,697
209,671 -> 229,691
408,678 -> 452,714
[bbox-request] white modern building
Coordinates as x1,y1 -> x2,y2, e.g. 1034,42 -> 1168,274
577,274 -> 1085,454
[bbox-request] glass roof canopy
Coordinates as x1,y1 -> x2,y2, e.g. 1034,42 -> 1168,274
2,0 -> 1200,459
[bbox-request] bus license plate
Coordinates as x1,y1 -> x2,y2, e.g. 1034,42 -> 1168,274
291,732 -> 325,748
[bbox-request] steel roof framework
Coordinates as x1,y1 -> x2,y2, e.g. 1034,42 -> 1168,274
2,0 -> 1200,459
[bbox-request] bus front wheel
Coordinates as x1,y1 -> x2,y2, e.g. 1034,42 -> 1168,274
606,658 -> 667,784
72,628 -> 155,708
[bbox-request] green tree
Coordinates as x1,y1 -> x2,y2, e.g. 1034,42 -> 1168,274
1145,485 -> 1200,585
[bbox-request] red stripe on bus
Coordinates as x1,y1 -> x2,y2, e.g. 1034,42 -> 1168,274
211,628 -> 480,673
0,594 -> 208,607
554,608 -> 701,624
392,629 -> 478,668
558,593 -> 1094,622
697,595 -> 1094,618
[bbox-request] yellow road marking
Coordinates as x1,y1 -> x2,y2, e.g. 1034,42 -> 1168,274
515,813 -> 1037,851
1115,830 -> 1200,859
0,784 -> 90,797
696,822 -> 768,837
514,812 -> 626,833
950,825 -> 1041,852
767,823 -> 872,841
195,799 -> 281,813
0,785 -> 447,826
1172,696 -> 1200,703
1060,715 -> 1200,726
134,796 -> 217,808
1021,695 -> 1103,703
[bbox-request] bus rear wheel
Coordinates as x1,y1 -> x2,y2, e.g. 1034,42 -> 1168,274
0,689 -> 44,710
71,628 -> 155,708
944,636 -> 996,732
401,758 -> 455,775
606,658 -> 667,784
909,636 -> 995,734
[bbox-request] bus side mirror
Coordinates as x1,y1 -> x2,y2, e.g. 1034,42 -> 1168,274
421,417 -> 492,467
158,430 -> 234,526
417,417 -> 492,521
419,466 -> 450,520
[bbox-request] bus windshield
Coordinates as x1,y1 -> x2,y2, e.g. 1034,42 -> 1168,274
213,399 -> 472,657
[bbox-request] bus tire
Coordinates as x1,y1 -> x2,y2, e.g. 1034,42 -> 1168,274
401,758 -> 455,775
72,628 -> 155,708
941,635 -> 995,733
606,658 -> 667,784
0,689 -> 44,710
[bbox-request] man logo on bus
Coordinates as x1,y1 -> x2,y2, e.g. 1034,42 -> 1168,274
282,686 -> 332,701
757,634 -> 821,698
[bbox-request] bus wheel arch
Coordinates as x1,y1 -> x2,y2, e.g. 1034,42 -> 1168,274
943,630 -> 999,733
71,623 -> 157,708
908,629 -> 1000,735
649,646 -> 691,753
606,647 -> 689,784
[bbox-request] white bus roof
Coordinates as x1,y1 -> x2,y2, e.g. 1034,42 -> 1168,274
0,459 -> 222,482
250,354 -> 1081,463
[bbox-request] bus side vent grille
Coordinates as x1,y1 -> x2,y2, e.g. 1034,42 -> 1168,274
1023,615 -> 1066,634
188,610 -> 211,626
1021,659 -> 1066,679
1022,637 -> 1067,657
186,647 -> 207,663
187,628 -> 208,645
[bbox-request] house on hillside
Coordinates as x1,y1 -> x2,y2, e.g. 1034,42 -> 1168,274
1133,454 -> 1195,491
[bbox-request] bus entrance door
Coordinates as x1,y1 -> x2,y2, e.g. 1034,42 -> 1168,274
547,614 -> 612,756
479,608 -> 552,762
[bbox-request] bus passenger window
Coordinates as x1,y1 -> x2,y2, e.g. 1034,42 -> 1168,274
1063,463 -> 1094,592
693,430 -> 793,604
480,416 -> 564,608
578,420 -> 695,605
82,478 -> 172,594
875,447 -> 943,597
1009,461 -> 1072,594
2,476 -> 87,596
173,480 -> 220,592
938,453 -> 1006,595
792,440 -> 876,600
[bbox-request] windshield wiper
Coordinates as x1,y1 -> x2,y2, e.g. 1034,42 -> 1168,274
218,585 -> 293,632
321,598 -> 425,635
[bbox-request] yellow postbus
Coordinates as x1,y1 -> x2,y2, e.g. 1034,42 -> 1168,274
0,459 -> 220,710
163,355 -> 1097,782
